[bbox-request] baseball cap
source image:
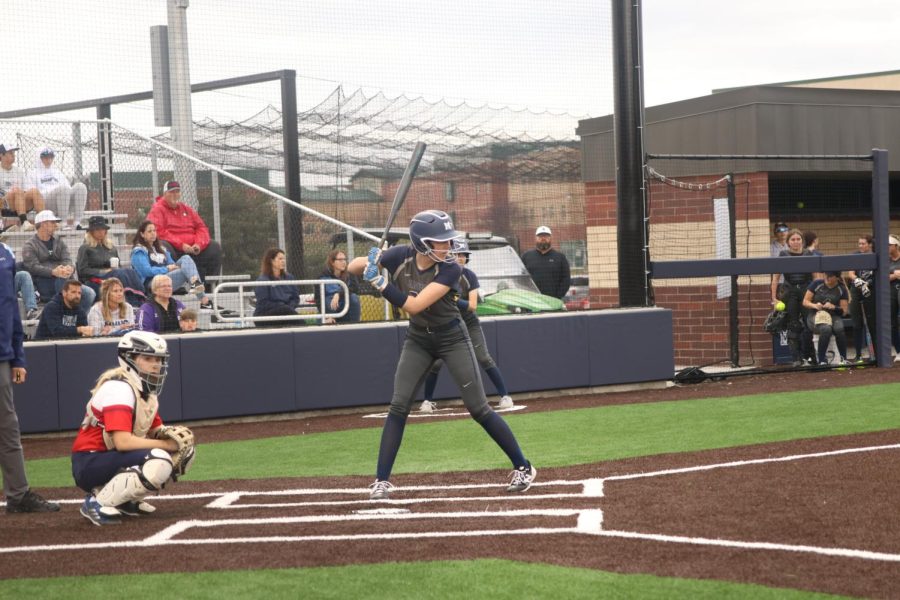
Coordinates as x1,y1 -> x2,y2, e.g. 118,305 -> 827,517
535,225 -> 552,236
890,235 -> 900,246
774,222 -> 789,233
87,216 -> 110,230
0,142 -> 19,154
163,180 -> 181,193
34,210 -> 62,225
39,147 -> 55,157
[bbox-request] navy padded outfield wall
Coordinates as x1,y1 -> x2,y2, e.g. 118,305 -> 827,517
13,308 -> 673,433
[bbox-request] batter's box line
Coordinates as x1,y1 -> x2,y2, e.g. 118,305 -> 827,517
363,405 -> 526,419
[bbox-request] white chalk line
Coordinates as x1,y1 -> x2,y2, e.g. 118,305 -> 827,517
3,443 -> 898,562
363,405 -> 526,419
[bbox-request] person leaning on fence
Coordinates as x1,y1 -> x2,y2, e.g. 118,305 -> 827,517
771,228 -> 816,366
27,147 -> 87,230
802,271 -> 850,365
315,249 -> 361,324
87,278 -> 136,337
253,248 -> 301,326
136,275 -> 184,334
76,216 -> 146,306
847,234 -> 875,361
130,220 -> 220,313
35,279 -> 93,340
22,210 -> 95,313
0,142 -> 43,233
147,180 -> 222,287
0,239 -> 59,514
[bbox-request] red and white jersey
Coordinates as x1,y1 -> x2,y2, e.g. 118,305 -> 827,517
72,379 -> 162,452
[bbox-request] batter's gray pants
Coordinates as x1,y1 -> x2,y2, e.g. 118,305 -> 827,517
0,362 -> 29,502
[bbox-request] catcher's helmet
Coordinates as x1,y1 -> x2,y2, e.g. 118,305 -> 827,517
409,210 -> 459,263
118,331 -> 169,395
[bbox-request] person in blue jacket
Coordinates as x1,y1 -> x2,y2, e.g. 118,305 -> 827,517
254,248 -> 300,326
0,240 -> 59,513
34,279 -> 92,339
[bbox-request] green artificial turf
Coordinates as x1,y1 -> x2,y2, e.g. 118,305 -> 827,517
0,560 -> 850,599
24,382 -> 900,488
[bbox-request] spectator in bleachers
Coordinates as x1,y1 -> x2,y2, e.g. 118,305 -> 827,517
35,279 -> 92,339
136,275 -> 184,334
131,220 -> 217,312
21,210 -> 95,313
253,248 -> 300,325
147,180 -> 222,286
315,249 -> 361,324
0,142 -> 43,232
75,216 -> 145,306
179,308 -> 199,332
87,277 -> 135,337
1,243 -> 41,321
27,147 -> 87,230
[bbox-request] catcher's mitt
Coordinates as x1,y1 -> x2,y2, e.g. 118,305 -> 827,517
154,425 -> 195,480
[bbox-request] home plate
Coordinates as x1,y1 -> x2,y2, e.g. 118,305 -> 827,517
354,508 -> 412,515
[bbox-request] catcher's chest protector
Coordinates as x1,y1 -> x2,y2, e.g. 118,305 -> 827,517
81,367 -> 160,450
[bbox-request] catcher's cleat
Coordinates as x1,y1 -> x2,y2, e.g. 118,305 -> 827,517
368,480 -> 394,500
497,395 -> 514,410
81,495 -> 122,526
506,463 -> 537,493
419,400 -> 436,413
117,500 -> 157,516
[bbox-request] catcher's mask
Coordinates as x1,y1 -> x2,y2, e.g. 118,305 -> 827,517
118,331 -> 169,395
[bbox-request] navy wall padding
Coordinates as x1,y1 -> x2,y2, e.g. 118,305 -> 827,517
179,331 -> 294,420
294,324 -> 401,410
494,313 -> 592,392
587,308 -> 674,385
17,308 -> 674,433
12,344 -> 59,432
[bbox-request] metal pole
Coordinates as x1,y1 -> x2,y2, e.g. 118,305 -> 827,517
150,145 -> 159,199
211,170 -> 221,243
871,149 -> 891,368
71,122 -> 83,181
612,0 -> 648,306
96,104 -> 113,211
727,174 -> 739,367
281,70 -> 304,277
167,0 -> 197,208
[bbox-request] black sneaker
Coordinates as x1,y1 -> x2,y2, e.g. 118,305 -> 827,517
6,489 -> 60,513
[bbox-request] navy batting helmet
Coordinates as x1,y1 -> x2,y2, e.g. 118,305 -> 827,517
452,238 -> 471,262
409,210 -> 459,263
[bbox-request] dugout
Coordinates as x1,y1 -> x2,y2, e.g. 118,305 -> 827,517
14,308 -> 673,433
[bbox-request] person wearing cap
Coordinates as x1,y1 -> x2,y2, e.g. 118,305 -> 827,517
75,216 -> 146,303
521,225 -> 570,299
27,147 -> 87,230
21,210 -> 95,314
0,234 -> 60,513
770,222 -> 790,257
147,181 -> 222,287
0,143 -> 44,232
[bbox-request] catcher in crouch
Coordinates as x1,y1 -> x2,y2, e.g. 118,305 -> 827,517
71,331 -> 195,526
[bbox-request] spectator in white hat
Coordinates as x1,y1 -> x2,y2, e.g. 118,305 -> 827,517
20,210 -> 95,313
0,143 -> 43,232
521,225 -> 571,299
28,148 -> 87,230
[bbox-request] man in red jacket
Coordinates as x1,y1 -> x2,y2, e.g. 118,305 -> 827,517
147,180 -> 222,286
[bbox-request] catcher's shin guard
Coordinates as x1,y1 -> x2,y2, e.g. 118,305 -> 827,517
96,449 -> 173,507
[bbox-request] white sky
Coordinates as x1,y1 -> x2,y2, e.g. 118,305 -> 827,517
5,1 -> 900,131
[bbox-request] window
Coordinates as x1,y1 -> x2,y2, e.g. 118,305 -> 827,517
444,181 -> 456,202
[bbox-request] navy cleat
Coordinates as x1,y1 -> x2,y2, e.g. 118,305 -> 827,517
506,464 -> 537,493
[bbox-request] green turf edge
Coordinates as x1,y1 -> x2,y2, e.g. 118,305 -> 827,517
0,560 -> 851,600
25,383 -> 900,489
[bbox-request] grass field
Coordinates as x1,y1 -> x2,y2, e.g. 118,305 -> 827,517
7,382 -> 898,598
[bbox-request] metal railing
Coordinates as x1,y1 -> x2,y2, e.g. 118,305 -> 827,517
211,278 -> 350,325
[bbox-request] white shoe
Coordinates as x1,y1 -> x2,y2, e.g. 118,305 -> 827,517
419,400 -> 436,413
20,221 -> 35,232
497,395 -> 514,409
369,480 -> 394,500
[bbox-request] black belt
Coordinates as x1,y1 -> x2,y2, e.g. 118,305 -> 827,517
409,318 -> 460,334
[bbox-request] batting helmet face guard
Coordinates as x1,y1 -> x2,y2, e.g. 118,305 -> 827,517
409,210 -> 460,264
118,331 -> 170,395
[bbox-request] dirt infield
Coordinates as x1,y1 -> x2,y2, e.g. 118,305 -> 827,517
7,366 -> 900,597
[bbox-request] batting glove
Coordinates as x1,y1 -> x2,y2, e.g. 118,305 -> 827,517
364,263 -> 387,291
367,246 -> 382,267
